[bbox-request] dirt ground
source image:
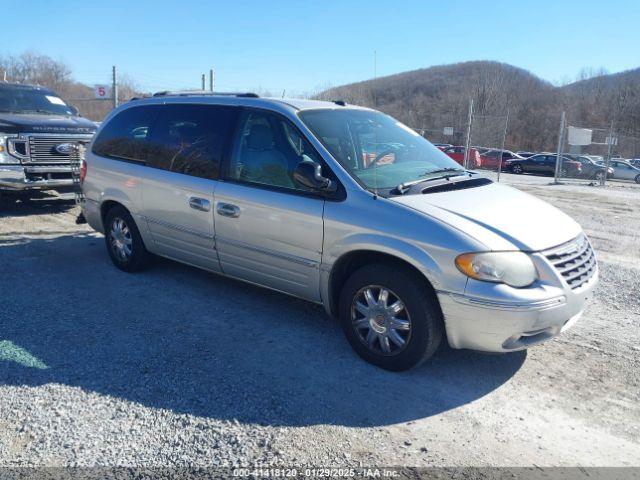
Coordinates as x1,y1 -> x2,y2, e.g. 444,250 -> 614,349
0,174 -> 638,468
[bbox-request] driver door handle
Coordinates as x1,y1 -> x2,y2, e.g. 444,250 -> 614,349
216,202 -> 240,218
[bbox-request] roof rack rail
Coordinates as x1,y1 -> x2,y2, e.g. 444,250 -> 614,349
152,90 -> 259,98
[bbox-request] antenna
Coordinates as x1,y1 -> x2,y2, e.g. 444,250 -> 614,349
374,50 -> 377,80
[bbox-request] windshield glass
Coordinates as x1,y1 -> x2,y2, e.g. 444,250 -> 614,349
0,87 -> 75,116
298,108 -> 464,190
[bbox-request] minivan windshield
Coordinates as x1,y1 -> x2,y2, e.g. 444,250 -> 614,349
298,108 -> 464,190
0,86 -> 75,116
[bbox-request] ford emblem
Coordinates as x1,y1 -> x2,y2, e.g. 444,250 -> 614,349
55,143 -> 75,155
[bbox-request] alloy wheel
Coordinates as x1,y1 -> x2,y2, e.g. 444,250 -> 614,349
351,285 -> 412,356
109,217 -> 133,261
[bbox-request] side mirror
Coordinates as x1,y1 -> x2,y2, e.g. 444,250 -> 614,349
293,158 -> 336,193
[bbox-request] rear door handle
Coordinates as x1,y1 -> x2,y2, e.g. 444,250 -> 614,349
216,202 -> 240,218
189,197 -> 211,212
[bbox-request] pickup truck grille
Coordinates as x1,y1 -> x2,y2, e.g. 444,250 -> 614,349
23,135 -> 93,164
544,234 -> 597,290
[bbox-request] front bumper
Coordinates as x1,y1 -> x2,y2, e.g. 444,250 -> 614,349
0,165 -> 74,191
438,258 -> 598,353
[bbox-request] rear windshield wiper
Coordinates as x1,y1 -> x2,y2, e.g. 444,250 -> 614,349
394,169 -> 471,195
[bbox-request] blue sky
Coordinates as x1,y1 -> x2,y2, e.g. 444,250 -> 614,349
2,0 -> 639,94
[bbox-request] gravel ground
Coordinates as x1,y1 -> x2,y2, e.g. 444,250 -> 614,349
0,176 -> 638,469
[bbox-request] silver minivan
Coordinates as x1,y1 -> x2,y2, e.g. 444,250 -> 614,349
81,93 -> 598,371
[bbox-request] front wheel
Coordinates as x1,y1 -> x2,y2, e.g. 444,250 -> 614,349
635,175 -> 640,184
511,163 -> 523,174
339,263 -> 443,371
594,171 -> 605,182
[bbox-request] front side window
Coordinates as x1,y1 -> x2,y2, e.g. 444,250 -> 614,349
145,104 -> 238,180
92,106 -> 160,161
228,110 -> 326,192
298,109 -> 463,191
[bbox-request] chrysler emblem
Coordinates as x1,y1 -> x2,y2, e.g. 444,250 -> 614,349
55,143 -> 75,155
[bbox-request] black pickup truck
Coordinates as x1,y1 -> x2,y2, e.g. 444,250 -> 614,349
0,83 -> 96,196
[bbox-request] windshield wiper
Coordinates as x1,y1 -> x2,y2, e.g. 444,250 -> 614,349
20,109 -> 65,115
394,169 -> 470,195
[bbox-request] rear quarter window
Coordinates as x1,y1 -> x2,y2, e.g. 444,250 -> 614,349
92,105 -> 160,162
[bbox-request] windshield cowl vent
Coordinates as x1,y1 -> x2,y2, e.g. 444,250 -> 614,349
420,177 -> 493,194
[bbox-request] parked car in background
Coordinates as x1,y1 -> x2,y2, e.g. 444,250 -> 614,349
606,159 -> 640,183
480,149 -> 523,170
0,83 -> 96,197
508,154 -> 582,177
563,154 -> 613,181
433,143 -> 453,149
441,145 -> 482,168
81,93 -> 597,371
516,151 -> 536,158
628,159 -> 640,168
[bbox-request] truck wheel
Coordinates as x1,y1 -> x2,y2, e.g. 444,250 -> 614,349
339,263 -> 443,371
104,206 -> 151,272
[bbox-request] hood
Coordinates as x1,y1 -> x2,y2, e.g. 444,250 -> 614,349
389,181 -> 582,251
0,112 -> 96,134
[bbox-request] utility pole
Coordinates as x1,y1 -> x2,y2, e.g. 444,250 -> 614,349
603,120 -> 615,186
373,50 -> 378,108
374,50 -> 377,79
496,110 -> 510,183
553,111 -> 566,184
112,66 -> 118,110
209,69 -> 214,92
201,74 -> 205,91
463,98 -> 474,169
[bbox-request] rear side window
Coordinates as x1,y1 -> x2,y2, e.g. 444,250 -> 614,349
145,104 -> 238,180
92,106 -> 160,162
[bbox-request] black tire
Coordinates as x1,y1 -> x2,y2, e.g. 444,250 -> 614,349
511,163 -> 523,174
339,263 -> 443,371
104,205 -> 152,272
594,171 -> 605,182
635,175 -> 640,184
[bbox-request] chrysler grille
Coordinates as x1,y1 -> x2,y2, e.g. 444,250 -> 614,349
544,234 -> 597,290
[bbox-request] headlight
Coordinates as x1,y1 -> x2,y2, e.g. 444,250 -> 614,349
455,251 -> 537,288
0,133 -> 20,165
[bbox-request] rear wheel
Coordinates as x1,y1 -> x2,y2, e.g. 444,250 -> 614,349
511,163 -> 523,174
339,263 -> 443,371
635,175 -> 640,184
104,206 -> 151,272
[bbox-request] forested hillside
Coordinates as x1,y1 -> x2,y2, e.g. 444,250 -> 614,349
2,52 -> 638,154
317,61 -> 640,153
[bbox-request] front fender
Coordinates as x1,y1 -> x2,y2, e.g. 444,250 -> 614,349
323,232 -> 445,288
